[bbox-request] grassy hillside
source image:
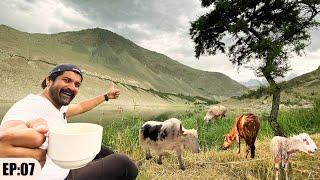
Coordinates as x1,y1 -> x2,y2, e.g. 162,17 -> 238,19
285,66 -> 320,97
234,66 -> 320,109
0,25 -> 246,104
287,66 -> 320,88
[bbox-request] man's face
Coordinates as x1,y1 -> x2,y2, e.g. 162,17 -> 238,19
48,71 -> 82,106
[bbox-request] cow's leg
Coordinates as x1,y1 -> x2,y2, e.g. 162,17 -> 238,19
284,161 -> 289,180
176,148 -> 185,170
275,163 -> 280,180
250,137 -> 257,158
250,144 -> 255,158
245,144 -> 250,159
236,135 -> 241,154
157,154 -> 163,165
145,149 -> 152,160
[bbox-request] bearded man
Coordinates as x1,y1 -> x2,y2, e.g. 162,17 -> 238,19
1,64 -> 138,180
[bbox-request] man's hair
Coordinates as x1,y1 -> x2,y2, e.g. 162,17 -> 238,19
41,71 -> 64,89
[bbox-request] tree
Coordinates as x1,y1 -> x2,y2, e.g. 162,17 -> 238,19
190,0 -> 320,136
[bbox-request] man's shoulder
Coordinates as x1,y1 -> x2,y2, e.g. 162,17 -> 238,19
1,94 -> 43,124
11,94 -> 46,108
19,94 -> 45,103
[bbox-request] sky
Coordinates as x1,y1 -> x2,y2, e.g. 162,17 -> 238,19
0,0 -> 320,82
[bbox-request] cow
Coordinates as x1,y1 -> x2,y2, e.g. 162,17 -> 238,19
139,118 -> 200,170
223,113 -> 260,158
204,105 -> 227,123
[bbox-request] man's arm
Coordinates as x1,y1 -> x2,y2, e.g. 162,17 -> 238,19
66,86 -> 120,118
66,95 -> 105,118
0,119 -> 48,167
1,120 -> 26,129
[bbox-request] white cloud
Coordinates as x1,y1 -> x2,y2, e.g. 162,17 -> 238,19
0,0 -> 93,33
290,50 -> 320,76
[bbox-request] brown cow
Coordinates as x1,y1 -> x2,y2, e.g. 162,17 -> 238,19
223,113 -> 260,158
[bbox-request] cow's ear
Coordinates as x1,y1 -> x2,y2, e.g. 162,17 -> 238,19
179,124 -> 184,136
223,135 -> 227,141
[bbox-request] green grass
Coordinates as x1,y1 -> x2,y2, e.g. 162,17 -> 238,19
103,98 -> 320,151
101,98 -> 320,179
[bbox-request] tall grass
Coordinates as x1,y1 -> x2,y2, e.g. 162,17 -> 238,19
101,98 -> 320,179
103,98 -> 320,152
102,115 -> 143,155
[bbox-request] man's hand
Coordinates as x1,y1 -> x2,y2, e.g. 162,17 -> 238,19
106,84 -> 120,99
0,119 -> 48,167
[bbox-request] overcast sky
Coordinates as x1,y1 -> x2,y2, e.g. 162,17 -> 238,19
1,0 -> 320,82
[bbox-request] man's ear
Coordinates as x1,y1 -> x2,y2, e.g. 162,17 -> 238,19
46,77 -> 52,87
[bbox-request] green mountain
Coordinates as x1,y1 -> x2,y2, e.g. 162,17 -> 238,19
0,25 -> 246,104
287,66 -> 320,88
285,66 -> 320,96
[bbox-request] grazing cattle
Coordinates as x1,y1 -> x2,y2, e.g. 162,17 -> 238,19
270,133 -> 317,180
139,118 -> 200,170
223,113 -> 260,158
204,105 -> 227,123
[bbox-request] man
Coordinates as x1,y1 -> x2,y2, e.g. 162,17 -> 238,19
0,64 -> 138,180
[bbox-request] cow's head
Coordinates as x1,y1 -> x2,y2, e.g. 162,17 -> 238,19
204,110 -> 215,123
181,128 -> 200,153
222,133 -> 236,150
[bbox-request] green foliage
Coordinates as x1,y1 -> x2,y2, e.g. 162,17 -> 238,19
278,97 -> 320,135
237,86 -> 272,100
190,0 -> 320,77
145,88 -> 218,105
190,0 -> 320,136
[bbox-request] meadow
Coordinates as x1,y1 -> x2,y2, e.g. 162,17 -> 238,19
1,98 -> 318,179
102,98 -> 320,179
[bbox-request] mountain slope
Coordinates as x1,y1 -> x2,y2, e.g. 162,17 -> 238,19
0,25 -> 246,103
287,66 -> 320,88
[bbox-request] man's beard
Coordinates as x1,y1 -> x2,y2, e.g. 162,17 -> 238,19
49,86 -> 75,106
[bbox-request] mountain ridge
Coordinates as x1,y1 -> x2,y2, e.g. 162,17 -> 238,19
0,25 -> 247,104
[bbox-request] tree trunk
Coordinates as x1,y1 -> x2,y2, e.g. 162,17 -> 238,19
269,84 -> 285,136
263,72 -> 285,136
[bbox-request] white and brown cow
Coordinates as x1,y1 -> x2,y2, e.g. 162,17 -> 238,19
139,118 -> 200,170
